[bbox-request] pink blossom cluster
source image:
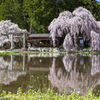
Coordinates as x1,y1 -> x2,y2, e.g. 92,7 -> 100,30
0,20 -> 28,46
48,7 -> 100,51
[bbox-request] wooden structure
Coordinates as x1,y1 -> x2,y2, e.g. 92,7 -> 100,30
27,34 -> 60,47
10,33 -> 27,50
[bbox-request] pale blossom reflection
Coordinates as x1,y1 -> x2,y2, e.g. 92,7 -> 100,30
91,55 -> 100,76
0,55 -> 27,85
0,70 -> 26,85
63,54 -> 77,72
48,54 -> 100,95
0,56 -> 12,70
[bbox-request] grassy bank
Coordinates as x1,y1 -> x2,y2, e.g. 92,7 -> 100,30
0,51 -> 43,54
0,50 -> 100,55
0,88 -> 100,100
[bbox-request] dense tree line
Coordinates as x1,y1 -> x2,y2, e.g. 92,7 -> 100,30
0,0 -> 100,33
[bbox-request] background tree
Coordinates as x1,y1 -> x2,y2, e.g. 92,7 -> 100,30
0,0 -> 26,29
97,1 -> 100,20
23,0 -> 59,33
0,0 -> 99,34
58,0 -> 100,20
48,7 -> 100,51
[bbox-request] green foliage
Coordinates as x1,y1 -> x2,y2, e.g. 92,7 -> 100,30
98,1 -> 100,4
58,0 -> 100,20
58,0 -> 81,12
0,49 -> 100,55
0,88 -> 100,100
23,0 -> 58,33
0,0 -> 26,29
97,1 -> 100,20
79,0 -> 100,20
0,0 -> 99,33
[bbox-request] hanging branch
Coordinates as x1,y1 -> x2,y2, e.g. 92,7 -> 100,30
91,31 -> 100,51
48,7 -> 100,51
0,20 -> 28,46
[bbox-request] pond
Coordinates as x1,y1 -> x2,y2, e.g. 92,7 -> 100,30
0,53 -> 100,96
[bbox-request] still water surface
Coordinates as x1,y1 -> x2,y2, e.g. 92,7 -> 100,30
0,53 -> 100,95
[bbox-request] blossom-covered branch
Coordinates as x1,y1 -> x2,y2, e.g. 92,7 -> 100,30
48,7 -> 100,51
0,20 -> 28,46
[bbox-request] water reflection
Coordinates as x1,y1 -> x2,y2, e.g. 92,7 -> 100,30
48,54 -> 100,95
0,54 -> 100,95
0,70 -> 26,85
0,54 -> 53,93
63,54 -> 77,72
91,55 -> 100,76
26,54 -> 55,92
0,54 -> 27,85
0,55 -> 11,70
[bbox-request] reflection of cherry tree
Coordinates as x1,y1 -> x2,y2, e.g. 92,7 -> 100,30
63,54 -> 77,72
48,55 -> 100,95
0,55 -> 27,85
0,70 -> 26,85
91,55 -> 100,76
0,56 -> 12,70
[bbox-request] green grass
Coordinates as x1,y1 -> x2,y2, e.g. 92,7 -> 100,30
0,51 -> 60,54
0,50 -> 100,55
0,88 -> 100,100
0,51 -> 21,54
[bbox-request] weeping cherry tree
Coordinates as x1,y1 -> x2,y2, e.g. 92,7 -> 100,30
0,20 -> 28,46
48,7 -> 100,51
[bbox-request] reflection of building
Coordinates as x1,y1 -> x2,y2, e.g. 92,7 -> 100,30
0,54 -> 27,85
48,55 -> 100,95
27,56 -> 52,71
10,54 -> 26,71
27,53 -> 63,71
28,53 -> 60,59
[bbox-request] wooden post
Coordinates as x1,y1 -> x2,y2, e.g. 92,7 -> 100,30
23,34 -> 25,50
11,54 -> 13,71
11,34 -> 13,50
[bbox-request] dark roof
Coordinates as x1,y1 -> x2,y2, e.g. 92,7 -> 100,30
28,34 -> 51,38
